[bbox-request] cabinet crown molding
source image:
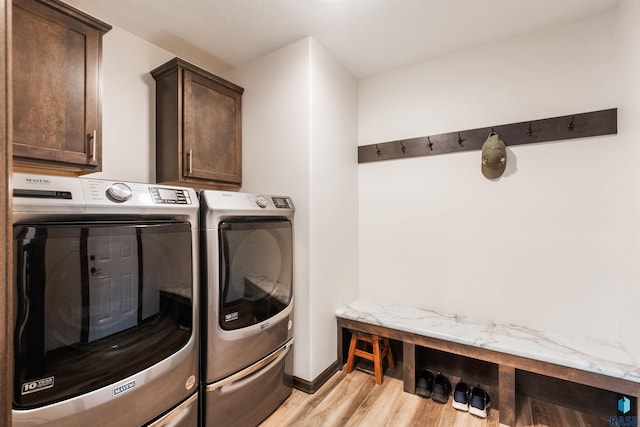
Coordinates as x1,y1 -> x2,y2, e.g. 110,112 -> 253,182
31,0 -> 112,33
151,57 -> 244,95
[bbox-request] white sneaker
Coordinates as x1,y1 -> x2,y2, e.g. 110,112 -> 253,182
452,380 -> 470,411
469,385 -> 491,418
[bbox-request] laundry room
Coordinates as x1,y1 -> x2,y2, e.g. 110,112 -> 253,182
1,0 -> 640,426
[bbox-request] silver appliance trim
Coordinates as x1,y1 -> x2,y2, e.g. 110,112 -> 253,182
148,392 -> 198,427
200,190 -> 295,227
12,173 -> 198,220
206,339 -> 293,392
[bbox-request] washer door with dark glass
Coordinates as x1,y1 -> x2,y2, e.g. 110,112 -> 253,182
13,220 -> 193,409
218,217 -> 292,330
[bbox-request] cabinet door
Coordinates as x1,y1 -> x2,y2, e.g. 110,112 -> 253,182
12,0 -> 102,170
183,69 -> 241,184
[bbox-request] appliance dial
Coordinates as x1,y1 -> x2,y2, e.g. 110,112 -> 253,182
106,183 -> 132,203
255,195 -> 268,208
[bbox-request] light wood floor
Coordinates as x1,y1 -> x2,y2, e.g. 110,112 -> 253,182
260,364 -> 606,427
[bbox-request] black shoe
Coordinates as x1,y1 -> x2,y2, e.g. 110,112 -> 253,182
416,369 -> 434,398
431,372 -> 452,404
469,385 -> 491,418
452,380 -> 471,411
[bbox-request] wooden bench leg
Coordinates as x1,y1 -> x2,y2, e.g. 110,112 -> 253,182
384,338 -> 395,369
337,324 -> 344,371
499,365 -> 516,427
403,342 -> 416,394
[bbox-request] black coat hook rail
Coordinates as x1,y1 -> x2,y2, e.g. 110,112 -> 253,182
358,108 -> 617,164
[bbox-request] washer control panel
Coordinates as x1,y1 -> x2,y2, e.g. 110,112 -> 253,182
13,173 -> 198,214
149,187 -> 192,205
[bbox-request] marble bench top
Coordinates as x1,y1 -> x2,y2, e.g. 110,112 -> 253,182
336,299 -> 640,383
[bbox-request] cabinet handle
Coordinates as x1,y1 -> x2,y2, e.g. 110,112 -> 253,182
188,149 -> 193,175
90,130 -> 96,161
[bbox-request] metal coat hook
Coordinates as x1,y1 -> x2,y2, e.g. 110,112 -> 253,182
568,117 -> 575,131
427,136 -> 433,151
457,132 -> 465,147
400,141 -> 406,154
376,144 -> 381,156
526,122 -> 536,137
489,127 -> 496,136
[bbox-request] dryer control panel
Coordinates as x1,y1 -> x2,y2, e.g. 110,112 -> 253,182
271,197 -> 291,209
255,195 -> 291,209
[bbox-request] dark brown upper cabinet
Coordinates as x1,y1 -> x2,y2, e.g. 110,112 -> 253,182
151,58 -> 244,190
12,0 -> 111,175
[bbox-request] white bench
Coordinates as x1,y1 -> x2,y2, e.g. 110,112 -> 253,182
336,299 -> 640,427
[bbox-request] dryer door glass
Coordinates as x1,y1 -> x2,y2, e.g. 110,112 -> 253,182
13,220 -> 193,409
218,218 -> 293,330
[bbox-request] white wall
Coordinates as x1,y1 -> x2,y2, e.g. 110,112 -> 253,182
308,39 -> 359,377
85,27 -> 172,182
224,37 -> 359,381
358,2 -> 640,356
613,0 -> 640,357
223,39 -> 314,380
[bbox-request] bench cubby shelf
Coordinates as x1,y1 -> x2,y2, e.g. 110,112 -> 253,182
336,300 -> 640,427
